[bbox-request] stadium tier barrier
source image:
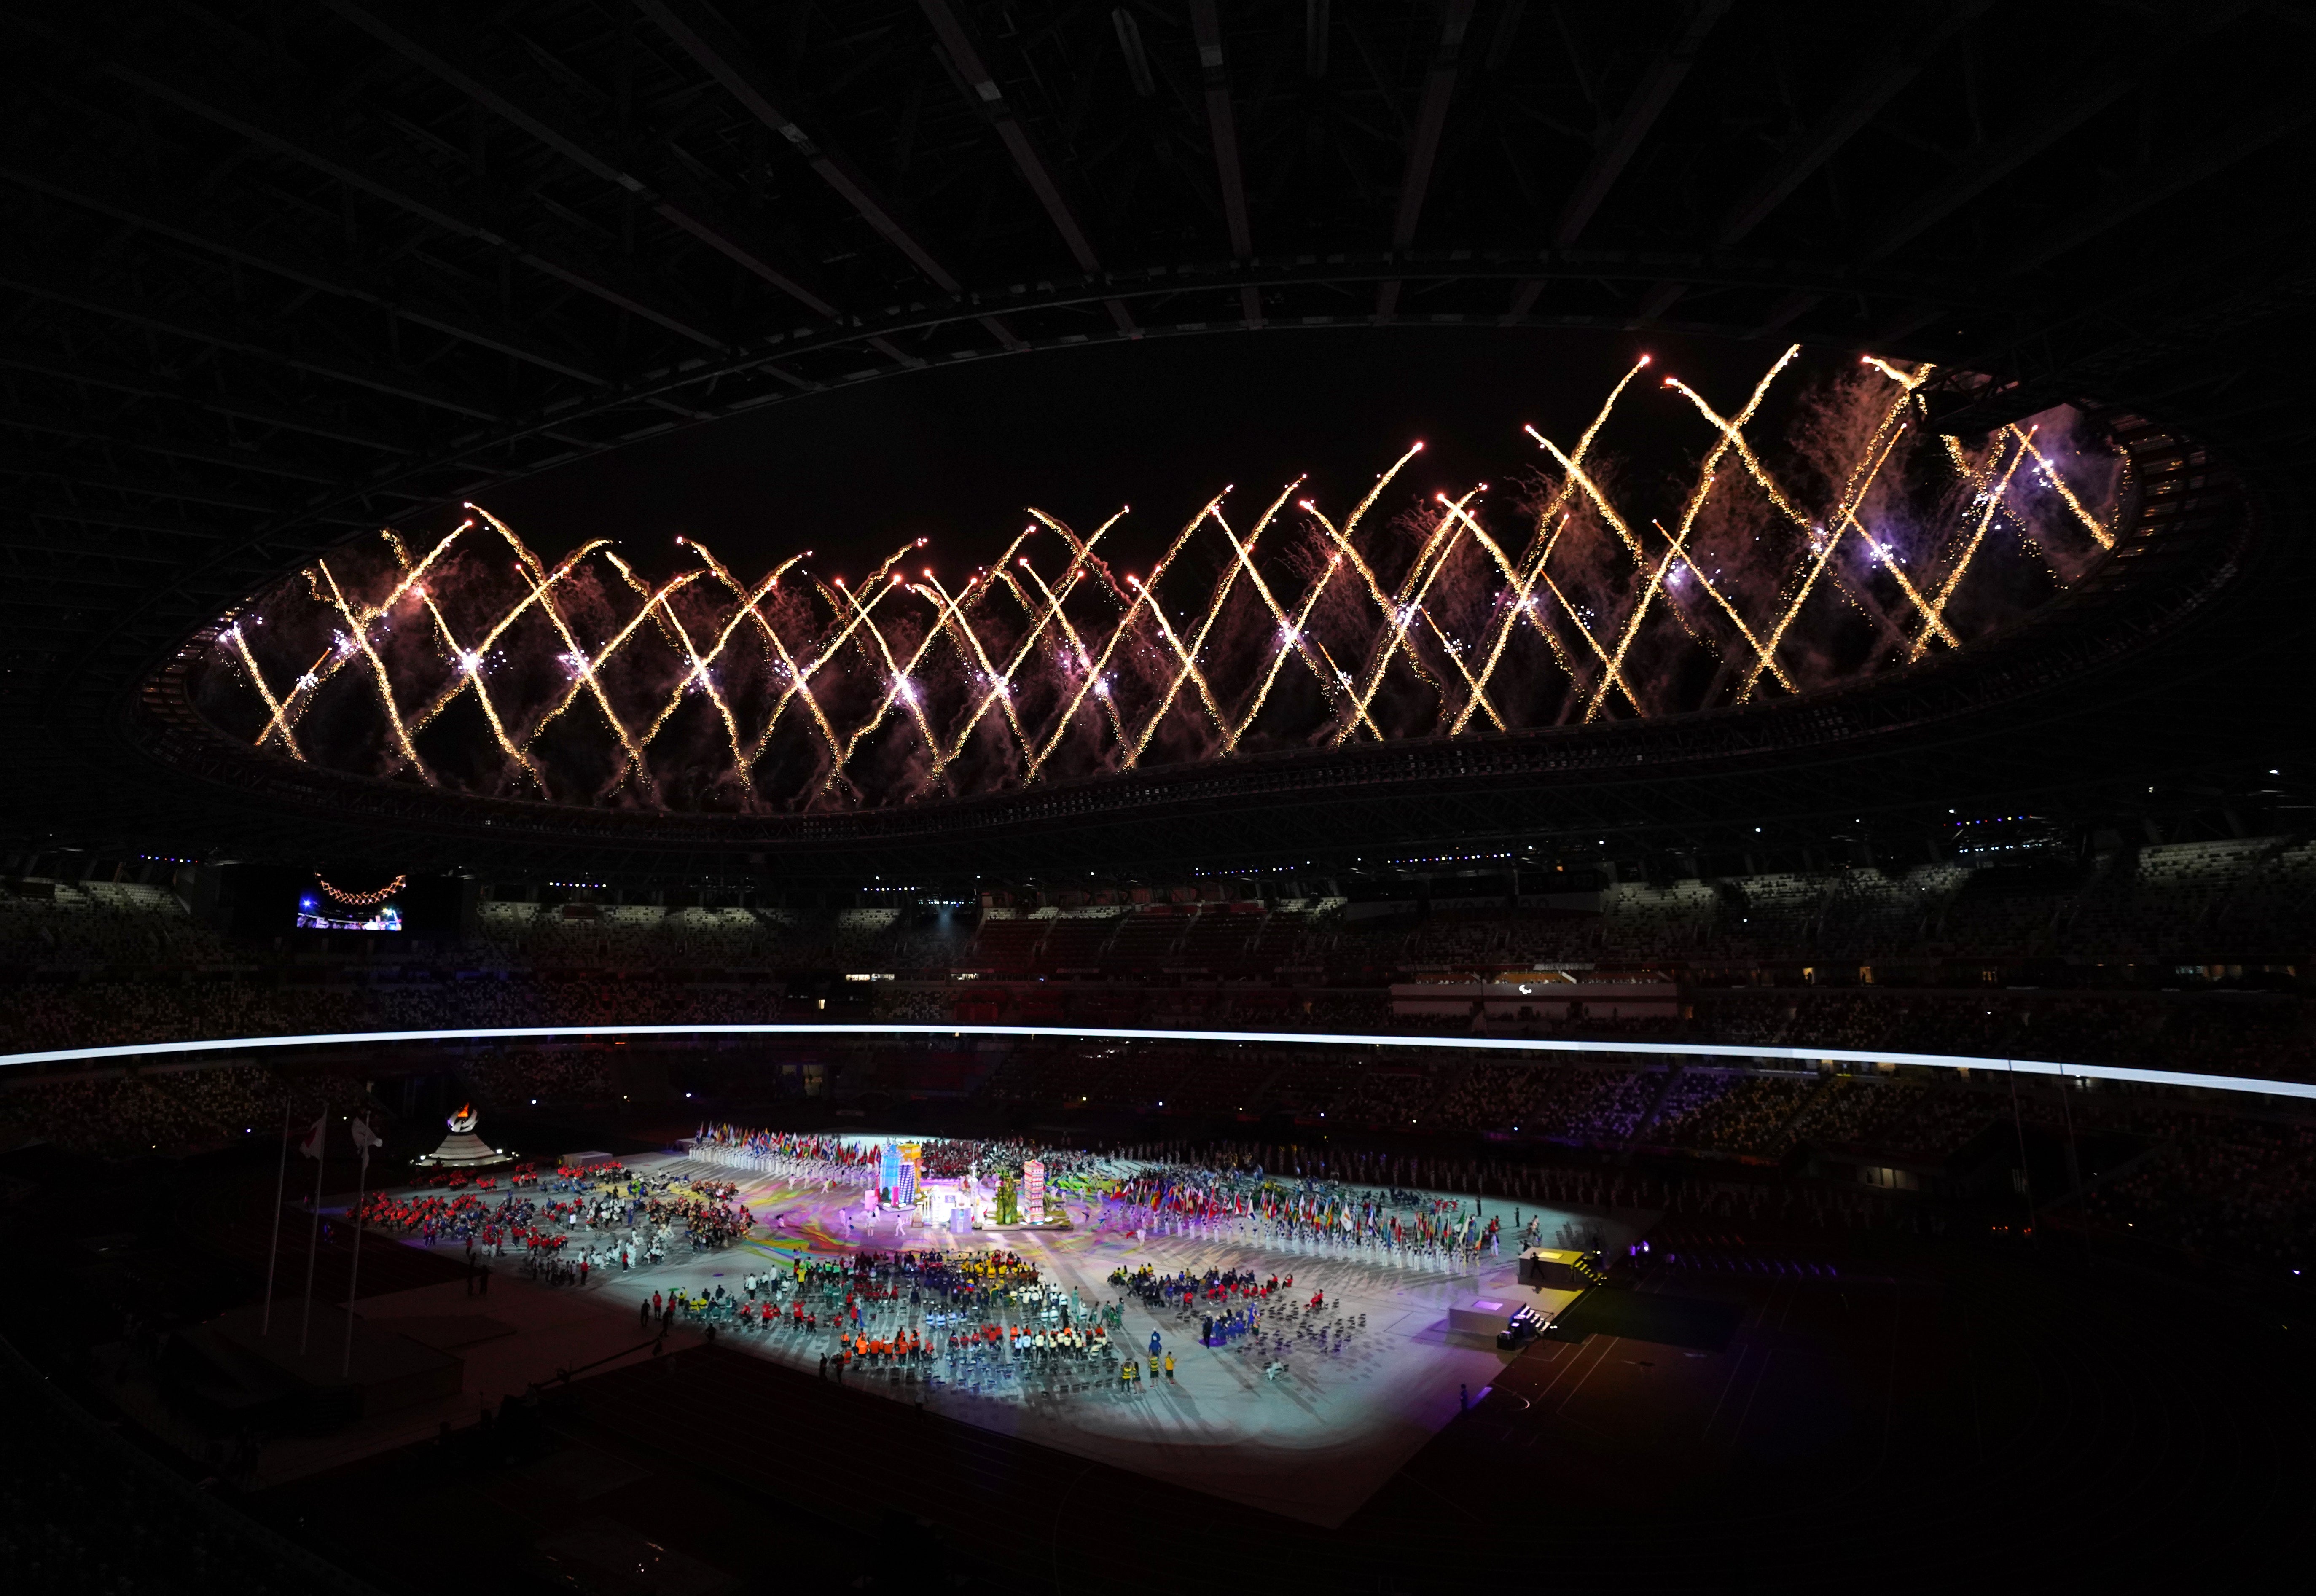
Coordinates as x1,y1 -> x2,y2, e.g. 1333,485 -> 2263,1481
3,1022 -> 2311,1101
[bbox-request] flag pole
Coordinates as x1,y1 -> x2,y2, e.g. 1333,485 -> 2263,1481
341,1123 -> 371,1379
298,1113 -> 328,1357
261,1102 -> 290,1337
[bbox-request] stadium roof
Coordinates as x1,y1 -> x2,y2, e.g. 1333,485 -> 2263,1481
3,1 -> 2310,880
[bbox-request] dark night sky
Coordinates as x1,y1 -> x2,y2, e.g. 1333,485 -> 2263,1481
472,326 -> 1797,584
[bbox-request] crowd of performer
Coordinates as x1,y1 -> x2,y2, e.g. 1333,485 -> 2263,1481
1097,1165 -> 1509,1261
335,1134 -> 1499,1400
653,1246 -> 1196,1391
348,1160 -> 758,1284
687,1125 -> 1111,1191
690,1126 -> 876,1167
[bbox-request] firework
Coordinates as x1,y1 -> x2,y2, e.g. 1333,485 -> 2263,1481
192,351 -> 2123,814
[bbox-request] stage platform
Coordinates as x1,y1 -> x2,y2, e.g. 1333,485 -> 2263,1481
329,1147 -> 1645,1526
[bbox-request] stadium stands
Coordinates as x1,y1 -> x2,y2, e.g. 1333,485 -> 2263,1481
3,837 -> 2312,1274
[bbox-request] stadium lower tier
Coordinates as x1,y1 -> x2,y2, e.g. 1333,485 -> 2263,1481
2,978 -> 2308,1083
3,1027 -> 2310,1279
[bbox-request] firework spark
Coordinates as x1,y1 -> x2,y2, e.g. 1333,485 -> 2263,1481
195,352 -> 2123,814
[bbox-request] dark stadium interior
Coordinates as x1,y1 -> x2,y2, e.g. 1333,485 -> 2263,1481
3,2 -> 2313,1591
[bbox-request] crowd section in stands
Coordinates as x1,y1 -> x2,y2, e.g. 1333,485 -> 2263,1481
0,1063 -> 382,1159
1657,1075 -> 1821,1158
1781,1078 -> 1999,1162
0,976 -> 789,1054
2083,1118 -> 2316,1266
0,1024 -> 2310,1271
464,1047 -> 619,1106
0,880 -> 231,966
5,836 -> 2311,984
2,970 -> 2305,1085
2,840 -> 2312,1272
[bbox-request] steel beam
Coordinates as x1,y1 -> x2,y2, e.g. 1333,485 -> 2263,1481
636,0 -> 1024,355
322,0 -> 843,327
0,531 -> 186,566
1717,3 -> 1989,247
0,152 -> 609,387
14,503 -> 234,540
70,41 -> 732,351
0,265 -> 500,420
2006,98 -> 2315,274
1864,68 -> 2131,261
1644,3 -> 1986,320
1748,62 -> 2135,337
918,0 -> 1136,335
1188,0 -> 1260,327
0,403 -> 342,486
0,347 -> 416,456
1553,0 -> 1728,249
1376,0 -> 1475,320
0,458 -> 282,516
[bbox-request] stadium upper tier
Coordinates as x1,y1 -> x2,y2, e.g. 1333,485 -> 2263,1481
3,1044 -> 2309,1276
3,833 -> 2309,1085
7,833 -> 2310,973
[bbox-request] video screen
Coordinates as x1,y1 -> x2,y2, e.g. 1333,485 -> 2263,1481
296,894 -> 403,932
215,864 -> 458,936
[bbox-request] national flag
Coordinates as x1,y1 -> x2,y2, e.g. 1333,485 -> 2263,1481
349,1115 -> 382,1168
298,1114 -> 328,1159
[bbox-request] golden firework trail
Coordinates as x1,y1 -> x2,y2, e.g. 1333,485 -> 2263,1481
312,558 -> 434,784
1909,426 -> 2037,663
1130,478 -> 1301,764
414,587 -> 549,793
1583,347 -> 1801,723
1008,528 -> 1132,754
677,544 -> 822,769
1231,548 -> 1346,746
824,567 -> 943,781
211,349 -> 2119,811
2010,423 -> 2115,549
1448,356 -> 1652,733
1029,492 -> 1223,779
1331,487 -> 1478,745
1737,363 -> 1927,702
229,625 -> 303,761
1666,373 -> 1959,655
